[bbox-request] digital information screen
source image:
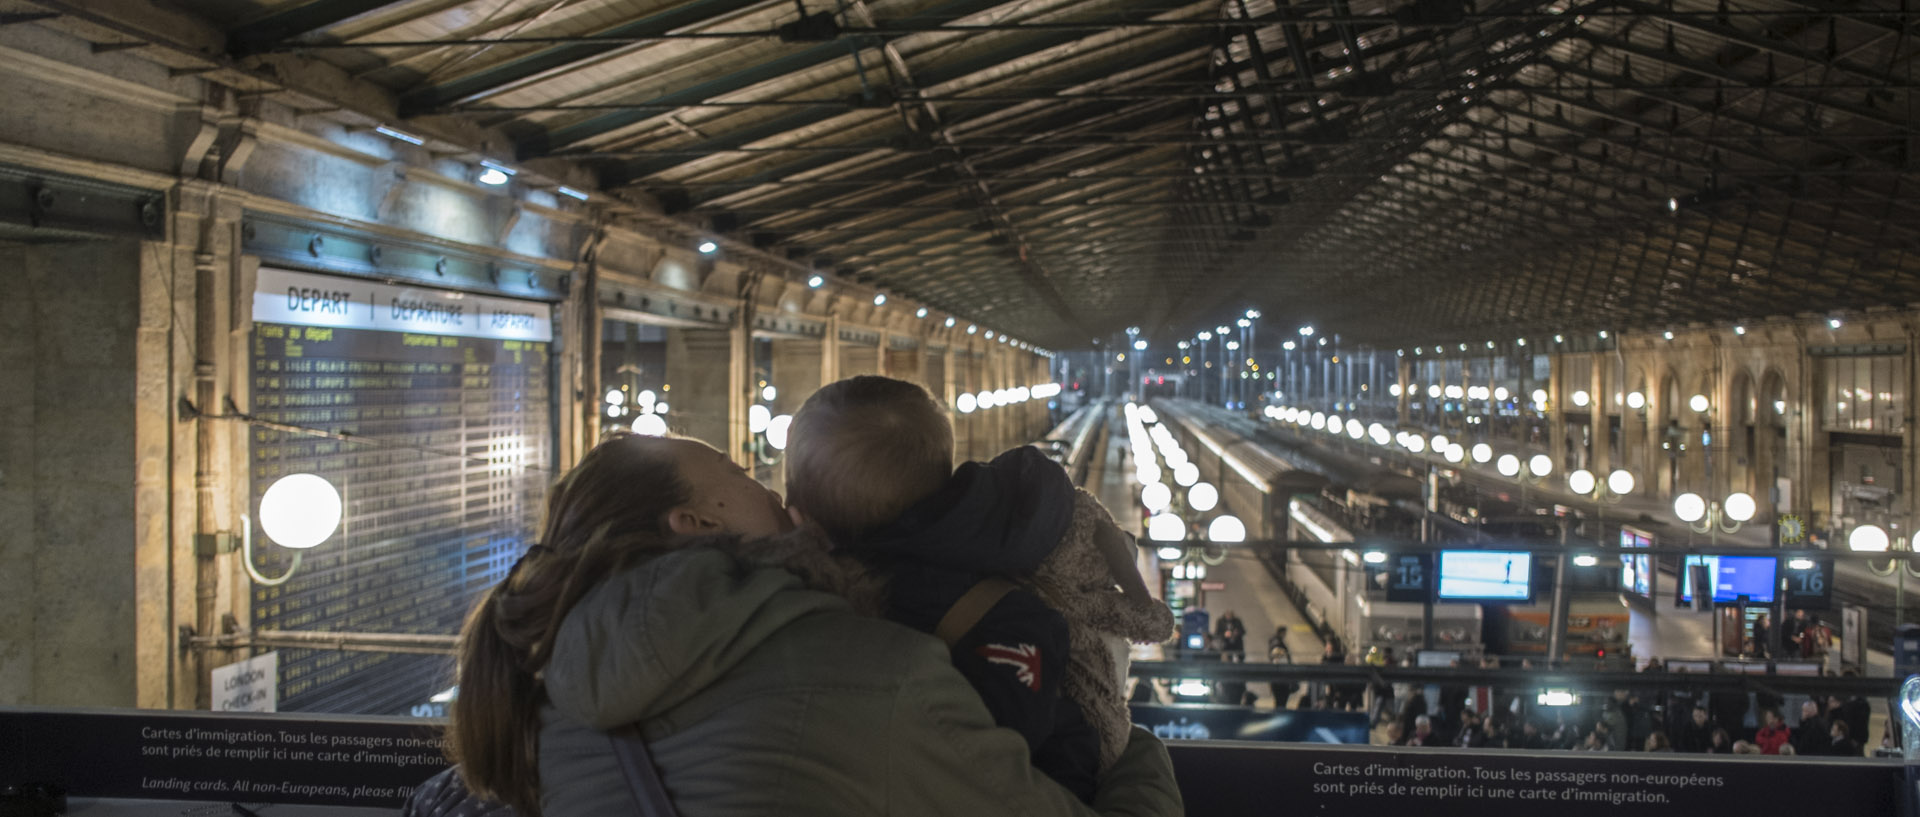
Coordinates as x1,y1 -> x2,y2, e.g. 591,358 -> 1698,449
1676,555 -> 1778,605
1436,551 -> 1533,601
1619,526 -> 1653,599
250,267 -> 553,715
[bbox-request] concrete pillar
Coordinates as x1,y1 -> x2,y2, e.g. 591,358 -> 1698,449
1548,354 -> 1567,469
821,315 -> 841,385
934,346 -> 954,409
1591,352 -> 1611,476
727,310 -> 752,468
1621,354 -> 1645,490
666,329 -> 734,455
1397,357 -> 1411,425
0,240 -> 147,708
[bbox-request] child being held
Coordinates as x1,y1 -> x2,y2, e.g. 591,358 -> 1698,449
785,376 -> 1171,801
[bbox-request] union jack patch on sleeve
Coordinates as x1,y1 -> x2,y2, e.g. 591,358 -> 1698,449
976,643 -> 1042,691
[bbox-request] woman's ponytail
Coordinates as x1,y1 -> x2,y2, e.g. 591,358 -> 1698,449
447,584 -> 545,816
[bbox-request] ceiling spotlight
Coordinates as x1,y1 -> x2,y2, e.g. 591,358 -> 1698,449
1733,325 -> 1746,335
967,325 -> 978,334
476,159 -> 516,186
873,293 -> 887,306
1598,330 -> 1609,339
1133,340 -> 1148,351
1668,197 -> 1679,212
1663,330 -> 1674,340
945,317 -> 956,327
916,307 -> 928,318
1829,317 -> 1844,330
1573,554 -> 1599,568
1553,334 -> 1564,343
697,240 -> 719,255
807,274 -> 825,288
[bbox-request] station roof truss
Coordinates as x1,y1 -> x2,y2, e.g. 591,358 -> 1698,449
64,0 -> 1920,348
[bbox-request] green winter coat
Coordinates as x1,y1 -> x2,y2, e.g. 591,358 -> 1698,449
538,545 -> 1183,817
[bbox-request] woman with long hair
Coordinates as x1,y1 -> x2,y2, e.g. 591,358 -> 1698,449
435,433 -> 1180,816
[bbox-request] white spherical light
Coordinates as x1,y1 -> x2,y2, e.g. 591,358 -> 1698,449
1496,454 -> 1521,477
636,389 -> 656,411
1347,419 -> 1365,439
1850,524 -> 1890,553
762,385 -> 778,402
1529,454 -> 1553,478
765,414 -> 793,450
1370,424 -> 1391,446
956,393 -> 977,414
632,413 -> 670,437
1208,515 -> 1247,544
748,404 -> 772,434
258,473 -> 342,550
1471,443 -> 1493,464
1567,469 -> 1595,495
1673,492 -> 1707,523
1147,513 -> 1186,542
1311,412 -> 1326,430
1406,435 -> 1427,454
605,388 -> 625,406
1531,389 -> 1548,406
1173,462 -> 1200,487
1572,390 -> 1590,407
1432,434 -> 1450,450
1444,443 -> 1465,463
1427,384 -> 1442,399
1690,394 -> 1710,413
1494,387 -> 1510,401
1626,391 -> 1646,409
1607,469 -> 1635,496
1390,384 -> 1403,396
1723,492 -> 1756,522
1188,482 -> 1219,512
1142,482 -> 1173,513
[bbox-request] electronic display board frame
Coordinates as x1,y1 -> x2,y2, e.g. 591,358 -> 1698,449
1674,555 -> 1779,606
1435,550 -> 1535,603
247,266 -> 557,716
1619,525 -> 1654,600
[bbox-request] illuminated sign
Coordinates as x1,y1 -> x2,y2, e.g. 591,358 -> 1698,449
255,266 -> 552,342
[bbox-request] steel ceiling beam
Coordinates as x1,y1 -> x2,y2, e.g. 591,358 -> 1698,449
227,0 -> 407,54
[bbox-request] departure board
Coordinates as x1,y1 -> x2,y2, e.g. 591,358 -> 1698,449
248,268 -> 553,715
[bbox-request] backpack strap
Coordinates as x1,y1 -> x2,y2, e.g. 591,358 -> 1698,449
934,577 -> 1020,647
609,723 -> 680,817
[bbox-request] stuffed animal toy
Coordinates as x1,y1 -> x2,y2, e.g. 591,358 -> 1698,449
1022,489 -> 1177,771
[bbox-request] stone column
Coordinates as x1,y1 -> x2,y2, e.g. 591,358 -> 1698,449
1548,354 -> 1567,470
1591,352 -> 1611,476
821,315 -> 841,385
1397,357 -> 1411,425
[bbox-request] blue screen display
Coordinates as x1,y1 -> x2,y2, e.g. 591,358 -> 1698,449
1678,555 -> 1777,604
1436,551 -> 1533,601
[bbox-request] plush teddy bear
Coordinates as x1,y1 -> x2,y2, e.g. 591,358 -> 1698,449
1022,489 -> 1177,771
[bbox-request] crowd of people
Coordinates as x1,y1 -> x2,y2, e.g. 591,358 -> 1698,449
1348,653 -> 1881,758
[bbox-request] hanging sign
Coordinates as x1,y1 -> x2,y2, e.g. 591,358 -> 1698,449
254,266 -> 552,342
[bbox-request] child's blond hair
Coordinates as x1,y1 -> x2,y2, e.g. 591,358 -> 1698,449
785,376 -> 954,539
